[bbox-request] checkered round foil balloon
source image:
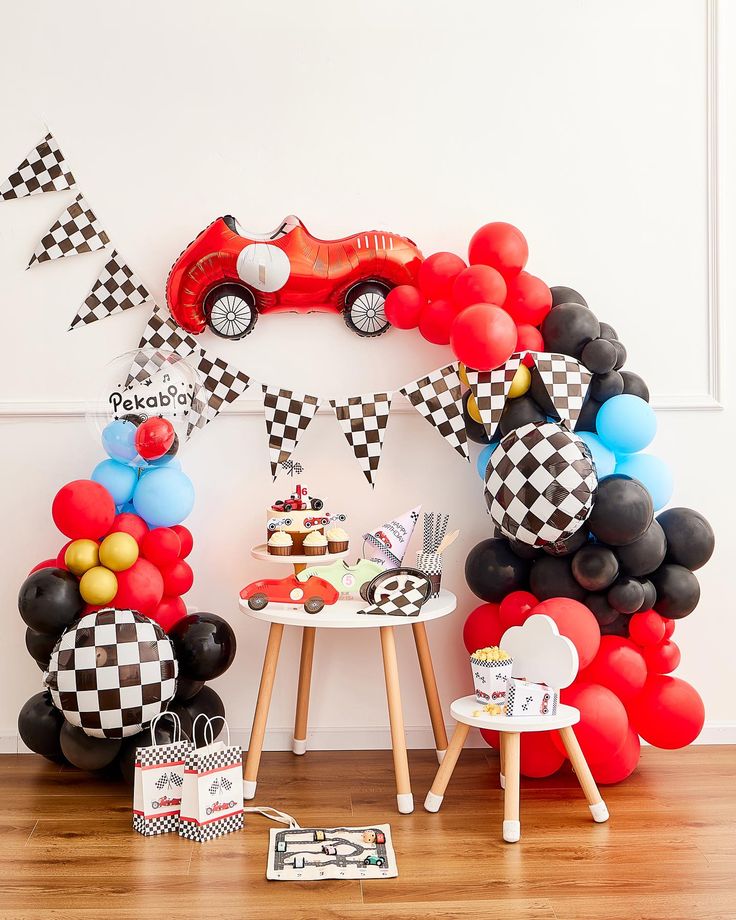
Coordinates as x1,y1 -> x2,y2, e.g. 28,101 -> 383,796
44,608 -> 178,739
485,421 -> 597,548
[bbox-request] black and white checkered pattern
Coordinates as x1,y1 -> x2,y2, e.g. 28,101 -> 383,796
358,585 -> 427,617
263,386 -> 320,479
484,421 -> 597,547
465,354 -> 523,439
187,350 -> 251,435
28,194 -> 109,266
69,250 -> 152,330
330,392 -> 392,487
128,305 -> 198,383
0,132 -> 76,200
44,608 -> 178,739
136,738 -> 191,768
133,813 -> 181,836
400,363 -> 469,461
192,746 -> 242,774
527,352 -> 591,430
179,811 -> 244,843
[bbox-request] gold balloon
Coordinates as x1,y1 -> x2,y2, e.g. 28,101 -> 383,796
466,393 -> 483,424
79,566 -> 118,605
458,363 -> 469,387
508,365 -> 531,399
64,539 -> 100,576
99,532 -> 139,572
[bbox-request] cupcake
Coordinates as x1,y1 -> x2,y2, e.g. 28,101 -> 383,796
303,531 -> 328,556
267,531 -> 293,556
326,526 -> 349,554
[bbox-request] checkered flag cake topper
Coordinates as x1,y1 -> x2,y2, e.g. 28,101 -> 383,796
465,354 -> 523,440
69,250 -> 153,331
0,132 -> 76,200
188,350 -> 251,435
263,386 -> 320,480
525,351 -> 591,430
28,193 -> 109,267
330,392 -> 392,487
400,363 -> 469,461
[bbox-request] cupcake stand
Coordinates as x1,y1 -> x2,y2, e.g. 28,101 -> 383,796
241,543 -> 456,813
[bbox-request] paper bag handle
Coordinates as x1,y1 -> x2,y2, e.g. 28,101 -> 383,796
243,806 -> 300,829
203,715 -> 231,747
150,710 -> 182,745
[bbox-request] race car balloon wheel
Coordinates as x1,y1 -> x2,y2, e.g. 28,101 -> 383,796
205,283 -> 258,339
344,281 -> 391,337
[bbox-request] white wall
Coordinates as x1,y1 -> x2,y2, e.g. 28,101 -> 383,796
1,0 -> 734,749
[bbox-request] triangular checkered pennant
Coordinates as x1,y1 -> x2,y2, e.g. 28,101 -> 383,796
128,304 -> 198,383
330,393 -> 392,487
28,194 -> 109,267
187,350 -> 251,435
465,354 -> 522,439
0,132 -> 76,200
69,250 -> 153,330
263,386 -> 320,480
400,363 -> 469,461
526,351 -> 591,430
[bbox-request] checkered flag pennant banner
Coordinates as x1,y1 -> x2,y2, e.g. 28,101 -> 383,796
465,354 -> 522,440
526,351 -> 591,430
28,193 -> 110,267
400,363 -> 469,462
187,349 -> 251,435
69,250 -> 153,331
128,304 -> 198,383
263,386 -> 320,479
0,132 -> 76,200
330,392 -> 392,487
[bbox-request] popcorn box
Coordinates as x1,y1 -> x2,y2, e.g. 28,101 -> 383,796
470,655 -> 513,705
506,677 -> 559,717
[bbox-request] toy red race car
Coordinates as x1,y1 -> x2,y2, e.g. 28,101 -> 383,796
272,484 -> 323,514
240,574 -> 339,614
166,214 -> 423,340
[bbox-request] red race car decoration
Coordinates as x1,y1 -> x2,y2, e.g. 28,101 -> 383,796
240,574 -> 339,614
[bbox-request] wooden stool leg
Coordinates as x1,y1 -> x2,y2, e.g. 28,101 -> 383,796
424,722 -> 470,812
558,726 -> 609,823
243,622 -> 284,799
379,625 -> 413,814
412,622 -> 449,763
292,626 -> 316,755
502,732 -> 521,843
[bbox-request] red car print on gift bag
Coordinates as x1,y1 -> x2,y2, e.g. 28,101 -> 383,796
166,215 -> 423,340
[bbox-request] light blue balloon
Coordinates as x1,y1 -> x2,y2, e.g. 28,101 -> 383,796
476,441 -> 500,479
596,394 -> 656,454
133,467 -> 194,527
92,459 -> 138,505
576,431 -> 616,479
615,453 -> 674,511
148,456 -> 181,470
117,501 -> 137,514
102,419 -> 138,463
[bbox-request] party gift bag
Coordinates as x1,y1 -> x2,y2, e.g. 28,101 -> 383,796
178,716 -> 244,843
133,712 -> 192,836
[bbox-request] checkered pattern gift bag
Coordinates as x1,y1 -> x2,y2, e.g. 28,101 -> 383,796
132,712 -> 192,837
178,716 -> 244,843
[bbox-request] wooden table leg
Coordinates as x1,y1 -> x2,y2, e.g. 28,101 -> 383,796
379,625 -> 413,814
293,626 -> 316,755
502,732 -> 521,843
424,722 -> 470,812
243,622 -> 284,799
412,621 -> 449,764
499,732 -> 506,789
558,726 -> 610,823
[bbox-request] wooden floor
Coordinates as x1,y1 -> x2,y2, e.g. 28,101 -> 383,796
1,747 -> 735,919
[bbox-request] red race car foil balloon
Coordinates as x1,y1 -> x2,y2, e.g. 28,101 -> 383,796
166,215 -> 423,339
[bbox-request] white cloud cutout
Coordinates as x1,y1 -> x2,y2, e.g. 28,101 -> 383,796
500,614 -> 579,690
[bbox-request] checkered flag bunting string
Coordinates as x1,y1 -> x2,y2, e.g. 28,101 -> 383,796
128,305 -> 198,383
69,250 -> 153,330
188,350 -> 251,435
263,386 -> 320,479
400,363 -> 469,462
330,393 -> 392,487
28,194 -> 109,267
526,351 -> 591,430
464,354 -> 522,440
0,132 -> 76,200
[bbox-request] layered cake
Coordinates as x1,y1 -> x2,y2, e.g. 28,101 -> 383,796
266,483 -> 348,556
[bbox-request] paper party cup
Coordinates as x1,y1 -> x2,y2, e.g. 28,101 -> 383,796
470,654 -> 513,705
416,551 -> 442,597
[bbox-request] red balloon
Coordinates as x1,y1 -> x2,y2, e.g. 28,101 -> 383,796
141,527 -> 181,568
450,304 -> 517,372
150,595 -> 187,632
28,557 -> 59,575
417,251 -> 467,300
503,272 -> 552,326
108,512 -> 148,545
112,557 -> 164,616
479,728 -> 565,778
52,480 -> 116,540
516,323 -> 545,352
556,682 -> 629,763
499,590 -> 538,631
160,559 -> 194,596
630,675 -> 704,749
468,222 -> 528,278
590,725 -> 641,784
479,728 -> 500,749
629,610 -> 666,646
663,617 -> 676,639
418,298 -> 461,345
384,285 -> 426,330
463,603 -> 502,654
55,541 -> 72,567
579,636 -> 647,702
452,265 -> 507,311
171,525 -> 194,558
135,417 -> 176,461
531,598 -> 600,669
642,639 -> 681,674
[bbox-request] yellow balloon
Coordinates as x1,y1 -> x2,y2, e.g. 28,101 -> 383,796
466,393 -> 483,424
99,532 -> 139,572
458,363 -> 469,387
79,566 -> 118,605
508,364 -> 531,399
64,539 -> 100,576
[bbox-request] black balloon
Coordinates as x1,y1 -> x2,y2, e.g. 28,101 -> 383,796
587,475 -> 653,546
465,539 -> 531,602
615,520 -> 667,576
463,391 -> 491,444
529,555 -> 586,602
121,413 -> 145,426
589,370 -> 624,403
542,527 -> 589,557
574,396 -> 602,433
599,322 -> 619,341
180,686 -> 226,745
585,593 -> 621,626
25,627 -> 59,668
18,691 -> 65,762
607,577 -> 646,614
651,564 -> 701,619
581,338 -> 617,374
600,615 -> 630,637
612,340 -> 627,370
59,723 -> 121,772
498,395 -> 547,437
18,568 -> 84,635
167,700 -> 194,740
541,303 -> 600,359
657,507 -> 715,571
621,371 -> 650,402
118,718 -> 186,785
508,539 -> 541,560
637,579 -> 657,612
572,545 -> 619,591
169,613 -> 237,682
551,286 -> 588,307
174,677 -> 205,702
